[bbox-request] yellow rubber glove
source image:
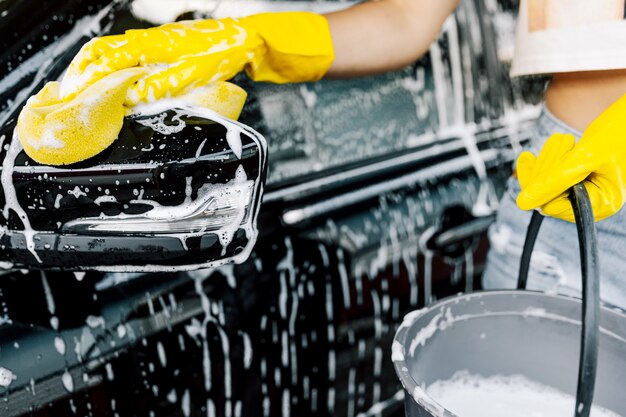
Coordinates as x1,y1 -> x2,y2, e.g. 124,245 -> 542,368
516,94 -> 626,222
17,12 -> 332,166
60,12 -> 335,105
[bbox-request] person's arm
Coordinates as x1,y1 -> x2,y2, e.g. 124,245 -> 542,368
325,0 -> 461,77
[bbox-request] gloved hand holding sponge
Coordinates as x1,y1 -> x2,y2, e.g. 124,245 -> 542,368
516,93 -> 626,222
16,12 -> 335,165
60,14 -> 335,104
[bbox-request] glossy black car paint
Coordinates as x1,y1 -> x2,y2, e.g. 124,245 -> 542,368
0,1 -> 537,417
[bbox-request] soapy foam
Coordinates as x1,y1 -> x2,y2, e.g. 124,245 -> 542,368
432,15 -> 502,217
426,371 -> 622,417
357,390 -> 404,417
0,366 -> 16,388
136,111 -> 186,135
391,340 -> 404,362
241,331 -> 253,369
61,370 -> 74,393
54,336 -> 66,356
103,167 -> 253,253
417,226 -> 437,305
1,131 -> 41,262
401,300 -> 609,359
190,275 -> 234,417
464,249 -> 474,293
181,389 -> 191,417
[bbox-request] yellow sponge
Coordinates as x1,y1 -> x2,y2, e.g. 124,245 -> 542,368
17,68 -> 146,166
17,71 -> 247,166
182,82 -> 247,121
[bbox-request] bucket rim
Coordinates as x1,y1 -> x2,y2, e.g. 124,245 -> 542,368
391,290 -> 626,417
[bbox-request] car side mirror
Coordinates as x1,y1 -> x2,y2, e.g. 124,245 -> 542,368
0,104 -> 267,272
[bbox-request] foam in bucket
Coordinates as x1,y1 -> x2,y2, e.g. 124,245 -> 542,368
426,370 -> 622,417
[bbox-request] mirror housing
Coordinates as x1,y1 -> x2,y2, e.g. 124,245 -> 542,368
0,104 -> 267,272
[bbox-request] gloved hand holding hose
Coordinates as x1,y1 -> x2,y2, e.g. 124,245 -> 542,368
516,93 -> 626,222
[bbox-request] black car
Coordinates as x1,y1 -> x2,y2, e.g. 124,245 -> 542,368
0,0 -> 538,416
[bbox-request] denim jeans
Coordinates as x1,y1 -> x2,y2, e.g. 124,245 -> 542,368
482,106 -> 626,309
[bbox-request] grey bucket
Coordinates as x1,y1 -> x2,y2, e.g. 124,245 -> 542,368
392,184 -> 626,416
392,291 -> 626,416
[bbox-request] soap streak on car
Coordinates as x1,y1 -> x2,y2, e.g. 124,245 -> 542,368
2,131 -> 41,261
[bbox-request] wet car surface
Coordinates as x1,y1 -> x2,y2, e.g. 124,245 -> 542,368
0,0 -> 539,416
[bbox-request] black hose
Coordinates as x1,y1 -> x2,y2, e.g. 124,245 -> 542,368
515,184 -> 600,417
517,210 -> 544,290
569,184 -> 600,417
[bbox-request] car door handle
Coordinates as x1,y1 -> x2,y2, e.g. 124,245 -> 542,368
428,214 -> 496,250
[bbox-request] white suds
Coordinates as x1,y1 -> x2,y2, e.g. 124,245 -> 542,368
426,371 -> 621,417
117,324 -> 127,339
54,337 -> 66,355
391,340 -> 404,362
61,370 -> 74,393
157,341 -> 167,367
0,367 -> 16,388
1,131 -> 41,261
181,389 -> 191,417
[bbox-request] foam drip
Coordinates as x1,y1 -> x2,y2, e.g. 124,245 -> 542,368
0,366 -> 15,388
1,131 -> 41,262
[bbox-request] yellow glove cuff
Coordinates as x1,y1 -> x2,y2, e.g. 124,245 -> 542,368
239,12 -> 335,83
